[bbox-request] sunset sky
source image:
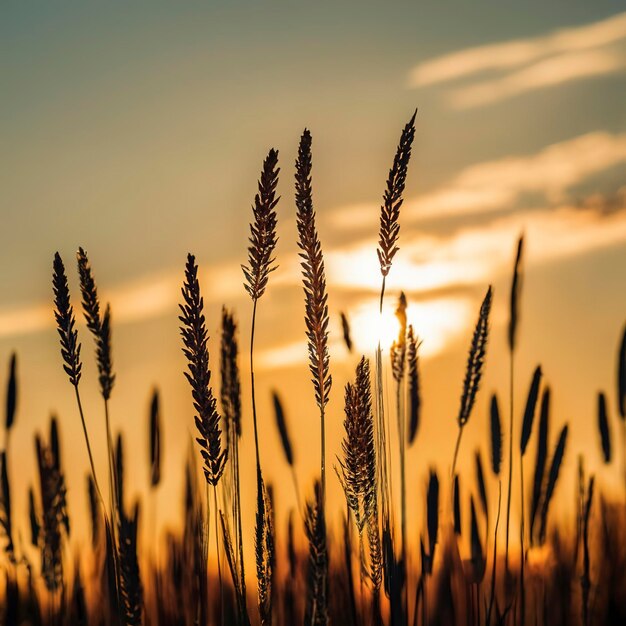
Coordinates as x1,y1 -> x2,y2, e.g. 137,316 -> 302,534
1,2 -> 625,558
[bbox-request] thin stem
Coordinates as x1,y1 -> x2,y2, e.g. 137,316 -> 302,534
104,400 -> 118,525
320,403 -> 326,505
250,299 -> 261,476
486,482 -> 502,626
232,434 -> 248,622
520,454 -> 526,626
376,277 -> 390,522
398,379 -> 408,625
74,387 -> 105,509
423,575 -> 428,626
450,425 -> 464,484
505,351 -> 515,573
212,485 -> 224,626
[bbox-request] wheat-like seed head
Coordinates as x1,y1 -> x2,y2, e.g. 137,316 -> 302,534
76,247 -> 115,399
180,254 -> 227,487
242,149 -> 280,301
220,307 -> 242,440
377,111 -> 417,278
295,130 -> 332,411
53,252 -> 82,387
457,286 -> 492,427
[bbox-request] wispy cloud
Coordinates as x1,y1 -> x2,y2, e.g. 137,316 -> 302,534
329,131 -> 626,227
407,11 -> 626,107
0,261 -> 242,339
449,49 -> 626,109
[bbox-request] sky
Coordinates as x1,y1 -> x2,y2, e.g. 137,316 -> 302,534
1,2 -> 626,560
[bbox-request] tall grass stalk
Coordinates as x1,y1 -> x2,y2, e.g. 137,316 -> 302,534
376,112 -> 416,529
505,236 -> 523,575
450,287 -> 492,481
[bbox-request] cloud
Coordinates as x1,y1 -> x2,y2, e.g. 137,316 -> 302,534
328,131 -> 626,228
409,11 -> 626,87
407,11 -> 626,107
0,261 -> 242,339
449,49 -> 626,109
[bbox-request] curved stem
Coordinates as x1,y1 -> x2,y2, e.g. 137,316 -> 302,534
486,482 -> 502,626
450,425 -> 464,483
233,435 -> 248,622
250,298 -> 261,476
505,352 -> 515,573
520,454 -> 526,626
212,485 -> 224,626
74,386 -> 105,510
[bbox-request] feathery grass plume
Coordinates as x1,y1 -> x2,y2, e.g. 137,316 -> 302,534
581,476 -> 594,626
53,252 -> 106,511
453,475 -> 462,535
597,392 -> 611,463
77,247 -> 115,399
490,395 -> 502,476
256,472 -> 274,626
391,291 -> 407,382
407,325 -> 421,446
618,323 -> 626,419
304,481 -> 329,626
530,387 -> 550,542
338,357 -> 376,533
0,452 -> 14,560
29,486 -> 40,548
221,308 -> 242,440
520,366 -> 542,456
375,113 -> 417,556
505,236 -> 524,574
475,451 -> 488,520
180,253 -> 227,486
272,391 -> 294,467
53,252 -> 82,387
149,389 -> 161,487
295,130 -> 332,489
35,436 -> 65,592
5,352 -> 17,435
539,424 -> 569,544
458,287 -> 492,427
340,312 -> 353,353
242,148 -> 280,302
118,502 -> 143,626
451,286 -> 493,478
376,111 -> 417,284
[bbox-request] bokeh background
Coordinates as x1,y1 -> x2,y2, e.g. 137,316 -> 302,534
1,1 -> 626,563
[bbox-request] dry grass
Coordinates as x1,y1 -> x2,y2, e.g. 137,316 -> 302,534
0,115 -> 624,626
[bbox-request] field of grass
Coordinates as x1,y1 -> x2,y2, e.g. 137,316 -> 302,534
1,113 -> 625,626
